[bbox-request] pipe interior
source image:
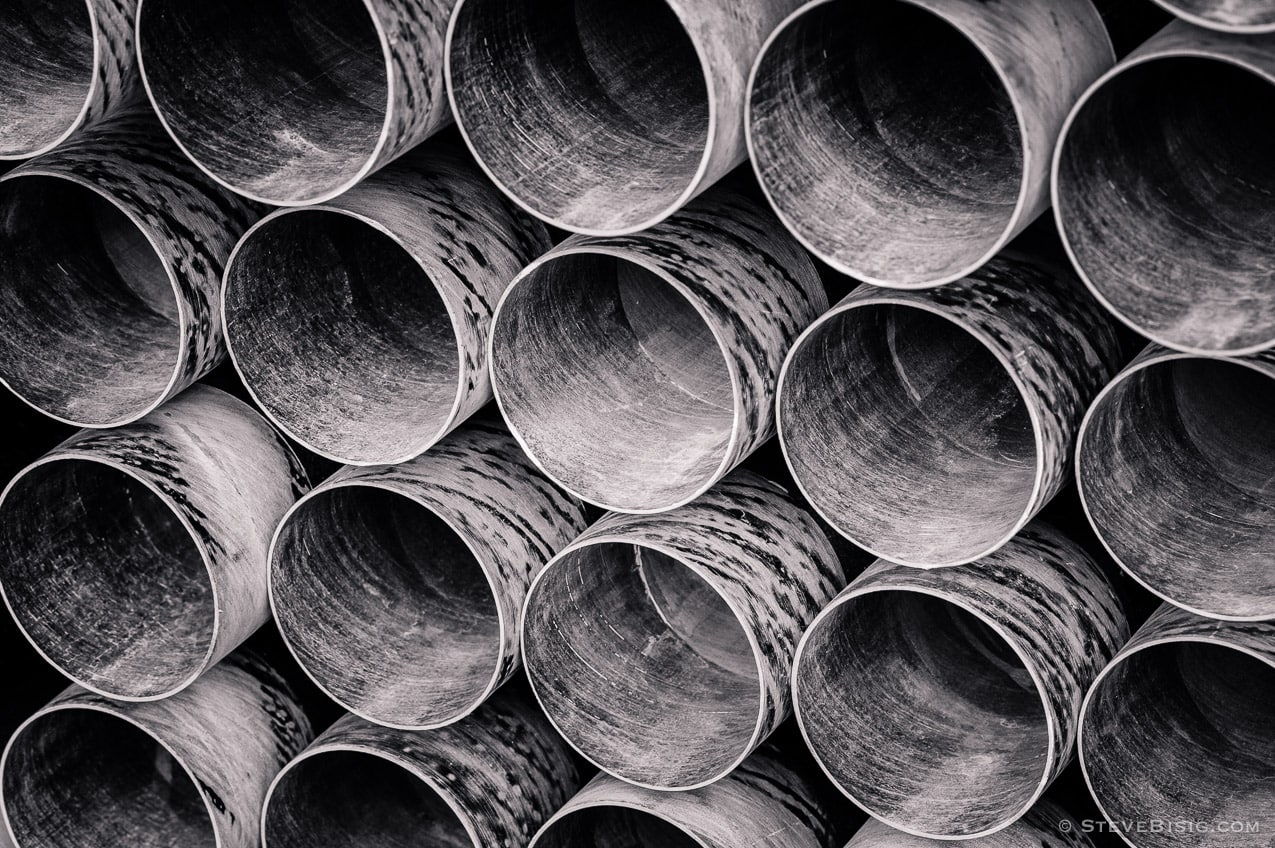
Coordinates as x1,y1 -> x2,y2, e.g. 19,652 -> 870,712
139,0 -> 387,202
0,460 -> 214,698
1080,358 -> 1275,619
796,591 -> 1050,837
225,211 -> 458,463
749,0 -> 1021,285
1056,57 -> 1275,352
781,303 -> 1036,565
535,806 -> 700,848
448,0 -> 710,232
1083,641 -> 1275,848
492,254 -> 734,511
524,543 -> 761,787
272,486 -> 500,727
1159,0 -> 1275,29
264,751 -> 473,848
0,176 -> 179,425
3,709 -> 215,847
0,0 -> 94,157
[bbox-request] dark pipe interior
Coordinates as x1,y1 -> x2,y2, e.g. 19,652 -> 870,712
534,806 -> 700,848
0,0 -> 94,157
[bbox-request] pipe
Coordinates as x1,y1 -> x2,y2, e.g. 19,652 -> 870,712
1077,345 -> 1275,622
778,251 -> 1122,567
222,142 -> 551,465
1149,0 -> 1275,32
269,420 -> 588,730
844,799 -> 1095,847
1053,21 -> 1275,355
261,681 -> 581,848
1080,604 -> 1275,848
792,520 -> 1129,840
0,0 -> 140,160
136,0 -> 455,206
445,0 -> 806,235
746,0 -> 1112,288
521,470 -> 845,790
0,108 -> 259,428
0,384 -> 308,701
1,649 -> 313,848
490,186 -> 825,514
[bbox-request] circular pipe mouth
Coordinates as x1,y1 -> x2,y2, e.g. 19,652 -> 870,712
779,301 -> 1040,567
1151,0 -> 1275,32
748,0 -> 1025,287
522,541 -> 765,790
1,706 -> 217,848
1054,54 -> 1275,354
794,587 -> 1053,839
491,250 -> 739,513
1081,639 -> 1275,848
532,803 -> 706,848
223,209 -> 462,466
263,748 -> 476,848
0,457 -> 216,701
0,174 -> 182,428
137,0 -> 391,205
446,0 -> 713,234
270,483 -> 502,730
1079,355 -> 1275,621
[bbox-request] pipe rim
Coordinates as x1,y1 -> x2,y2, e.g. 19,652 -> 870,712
528,795 -> 712,848
1147,0 -> 1275,33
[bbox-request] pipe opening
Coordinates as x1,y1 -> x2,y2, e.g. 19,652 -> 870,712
535,806 -> 700,848
272,486 -> 500,728
797,591 -> 1050,837
524,543 -> 761,788
0,176 -> 179,426
225,211 -> 458,464
749,0 -> 1021,286
1083,641 -> 1275,848
3,709 -> 215,847
781,303 -> 1036,565
1157,0 -> 1275,30
265,751 -> 473,848
0,460 -> 214,699
448,0 -> 710,233
1056,57 -> 1275,352
1080,358 -> 1275,620
493,254 -> 734,511
138,0 -> 388,203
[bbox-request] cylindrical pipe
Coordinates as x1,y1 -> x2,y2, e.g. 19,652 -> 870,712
1077,345 -> 1275,621
222,142 -> 551,465
270,420 -> 588,729
136,0 -> 455,206
1080,604 -> 1275,848
522,470 -> 845,790
1149,0 -> 1275,32
844,799 -> 1095,847
445,0 -> 806,235
1053,21 -> 1275,355
746,0 -> 1112,288
0,385 -> 308,701
1,650 -> 313,848
0,0 -> 140,160
0,108 -> 259,427
262,681 -> 581,848
778,251 -> 1122,567
793,521 -> 1129,839
490,187 -> 825,514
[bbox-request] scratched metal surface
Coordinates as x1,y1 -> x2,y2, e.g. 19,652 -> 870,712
1149,0 -> 1275,31
844,798 -> 1096,847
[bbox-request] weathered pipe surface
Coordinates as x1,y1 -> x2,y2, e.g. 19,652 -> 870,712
1077,345 -> 1275,621
0,0 -> 139,160
269,420 -> 588,730
137,0 -> 456,206
1053,21 -> 1275,355
222,142 -> 551,465
844,799 -> 1095,848
446,0 -> 806,235
0,108 -> 259,428
0,650 -> 313,848
522,470 -> 845,790
262,681 -> 580,848
0,385 -> 308,701
793,521 -> 1128,839
778,251 -> 1122,567
491,187 -> 825,514
1149,0 -> 1275,31
747,0 -> 1112,288
1080,605 -> 1275,848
